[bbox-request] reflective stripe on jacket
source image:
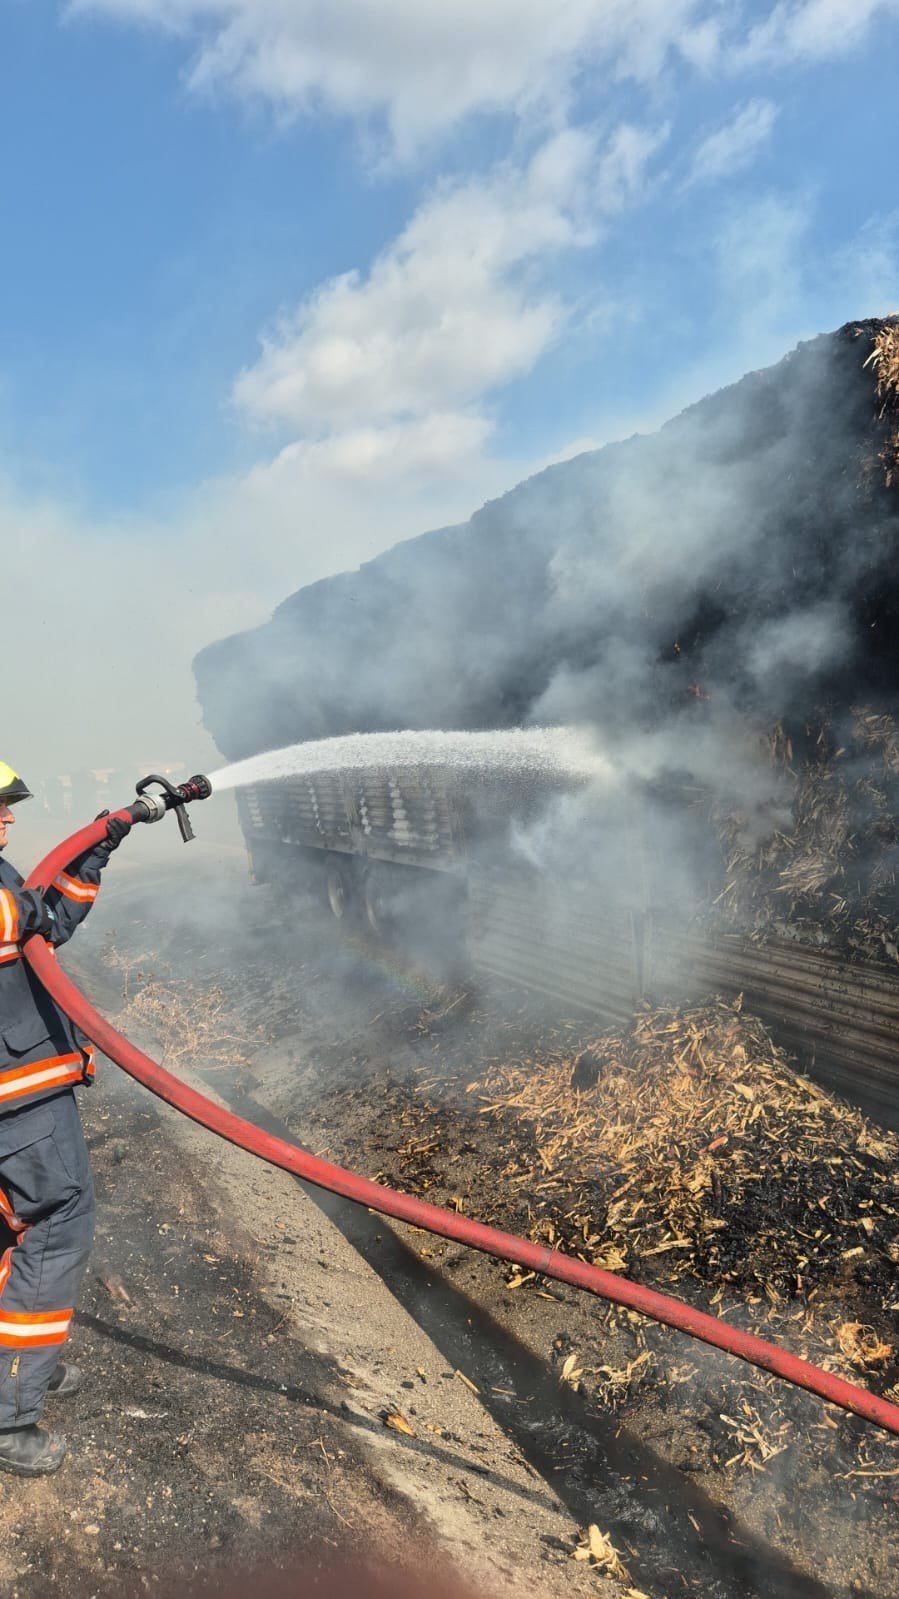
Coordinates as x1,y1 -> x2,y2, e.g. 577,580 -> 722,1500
0,843 -> 111,1115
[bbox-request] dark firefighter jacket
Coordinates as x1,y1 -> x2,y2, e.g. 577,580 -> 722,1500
0,842 -> 112,1115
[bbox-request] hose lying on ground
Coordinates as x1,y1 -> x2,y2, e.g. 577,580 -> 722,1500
23,812 -> 899,1440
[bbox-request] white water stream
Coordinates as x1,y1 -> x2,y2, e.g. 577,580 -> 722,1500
209,726 -> 610,793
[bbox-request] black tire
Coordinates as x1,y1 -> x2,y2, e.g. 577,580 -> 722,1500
363,866 -> 391,935
325,856 -> 354,920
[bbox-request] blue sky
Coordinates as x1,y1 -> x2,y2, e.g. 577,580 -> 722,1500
3,0 -> 899,776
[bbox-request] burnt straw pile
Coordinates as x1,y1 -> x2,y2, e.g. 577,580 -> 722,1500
474,998 -> 899,1330
374,992 -> 899,1480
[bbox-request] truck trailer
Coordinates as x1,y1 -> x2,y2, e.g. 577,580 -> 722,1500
196,317 -> 899,1123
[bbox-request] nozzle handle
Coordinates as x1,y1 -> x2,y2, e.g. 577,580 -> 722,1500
131,772 -> 211,841
176,807 -> 195,843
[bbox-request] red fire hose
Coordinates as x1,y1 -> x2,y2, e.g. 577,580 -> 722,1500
22,809 -> 899,1440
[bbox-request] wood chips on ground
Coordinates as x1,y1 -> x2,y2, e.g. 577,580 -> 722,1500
476,999 -> 899,1391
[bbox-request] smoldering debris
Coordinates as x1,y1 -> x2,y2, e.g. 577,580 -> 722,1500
86,858 -> 899,1586
570,1524 -> 636,1585
709,708 -> 899,962
473,998 -> 899,1319
865,318 -> 899,487
369,994 -> 899,1479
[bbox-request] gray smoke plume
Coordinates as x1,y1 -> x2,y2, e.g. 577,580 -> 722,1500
194,317 -> 899,920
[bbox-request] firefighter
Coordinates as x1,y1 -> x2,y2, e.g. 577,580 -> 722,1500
0,761 -> 128,1475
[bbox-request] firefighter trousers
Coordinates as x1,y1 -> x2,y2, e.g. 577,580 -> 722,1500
0,1090 -> 95,1427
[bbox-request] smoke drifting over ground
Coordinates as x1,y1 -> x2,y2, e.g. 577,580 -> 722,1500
195,317 -> 899,922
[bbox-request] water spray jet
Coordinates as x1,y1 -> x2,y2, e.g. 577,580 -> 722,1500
207,726 -> 610,793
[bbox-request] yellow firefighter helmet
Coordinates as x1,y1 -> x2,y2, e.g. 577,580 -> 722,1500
0,762 -> 32,805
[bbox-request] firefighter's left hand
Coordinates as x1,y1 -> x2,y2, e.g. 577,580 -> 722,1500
96,810 -> 132,849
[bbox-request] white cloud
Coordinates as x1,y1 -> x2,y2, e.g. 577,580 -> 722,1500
596,121 -> 671,212
234,123 -> 666,451
678,16 -> 723,71
69,0 -> 709,156
230,121 -> 668,506
68,0 -> 899,159
256,411 -> 493,486
230,158 -> 563,428
739,0 -> 899,66
686,99 -> 778,188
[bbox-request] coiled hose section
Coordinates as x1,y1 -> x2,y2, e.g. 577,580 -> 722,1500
22,812 -> 899,1440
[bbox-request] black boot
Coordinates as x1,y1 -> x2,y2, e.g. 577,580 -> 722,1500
47,1362 -> 83,1399
0,1424 -> 67,1477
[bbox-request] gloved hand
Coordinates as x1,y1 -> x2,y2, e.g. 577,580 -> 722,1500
107,815 -> 132,849
95,810 -> 133,850
21,888 -> 55,939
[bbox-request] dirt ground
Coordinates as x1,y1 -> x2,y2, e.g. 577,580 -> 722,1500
5,844 -> 898,1597
0,1061 -> 434,1598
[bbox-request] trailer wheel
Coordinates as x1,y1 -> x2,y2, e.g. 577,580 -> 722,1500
363,866 -> 392,936
325,857 -> 353,920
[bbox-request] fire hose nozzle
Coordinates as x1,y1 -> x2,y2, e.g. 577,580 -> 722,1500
130,772 -> 213,841
177,774 -> 213,804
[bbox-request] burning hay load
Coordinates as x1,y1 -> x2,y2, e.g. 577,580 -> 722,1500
187,314 -> 899,1555
197,316 -> 899,965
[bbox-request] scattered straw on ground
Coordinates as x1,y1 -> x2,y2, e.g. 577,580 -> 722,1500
475,999 -> 899,1343
430,996 -> 899,1478
105,943 -> 268,1075
571,1524 -> 638,1585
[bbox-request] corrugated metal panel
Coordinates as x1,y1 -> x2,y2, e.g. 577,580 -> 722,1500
466,879 -> 899,1120
288,773 -> 352,846
356,771 -> 456,860
468,869 -> 638,1024
243,775 -> 353,849
244,771 -> 460,869
650,926 -> 899,1121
